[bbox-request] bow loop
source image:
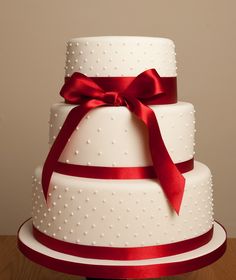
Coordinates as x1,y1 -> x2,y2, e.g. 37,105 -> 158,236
60,72 -> 105,104
123,69 -> 165,100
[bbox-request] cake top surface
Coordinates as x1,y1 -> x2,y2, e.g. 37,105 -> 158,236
65,36 -> 177,77
68,36 -> 173,44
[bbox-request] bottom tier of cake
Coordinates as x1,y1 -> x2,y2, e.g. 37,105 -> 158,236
32,161 -> 213,248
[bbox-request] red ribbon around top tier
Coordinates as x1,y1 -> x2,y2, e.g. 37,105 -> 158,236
42,69 -> 185,214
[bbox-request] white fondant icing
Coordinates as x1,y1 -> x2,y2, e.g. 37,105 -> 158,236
49,102 -> 195,166
28,36 -> 219,258
65,36 -> 176,77
32,162 -> 213,247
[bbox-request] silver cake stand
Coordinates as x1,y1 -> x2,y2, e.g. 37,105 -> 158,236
17,218 -> 226,279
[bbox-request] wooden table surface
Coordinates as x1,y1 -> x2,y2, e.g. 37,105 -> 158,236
0,236 -> 235,280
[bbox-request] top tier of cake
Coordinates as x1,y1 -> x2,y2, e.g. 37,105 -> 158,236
65,36 -> 177,77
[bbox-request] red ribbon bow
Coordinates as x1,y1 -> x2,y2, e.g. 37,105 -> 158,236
42,69 -> 185,214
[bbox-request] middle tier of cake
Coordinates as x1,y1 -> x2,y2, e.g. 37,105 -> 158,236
49,101 -> 195,167
32,161 -> 213,248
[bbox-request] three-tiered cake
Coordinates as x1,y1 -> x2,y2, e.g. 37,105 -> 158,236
18,36 -> 226,279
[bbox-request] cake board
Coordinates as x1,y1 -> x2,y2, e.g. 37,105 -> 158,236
17,219 -> 226,279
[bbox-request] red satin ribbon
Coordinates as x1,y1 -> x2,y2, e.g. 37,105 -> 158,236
42,69 -> 185,213
18,236 -> 226,279
54,158 -> 194,179
17,220 -> 227,279
87,76 -> 177,105
32,225 -> 213,260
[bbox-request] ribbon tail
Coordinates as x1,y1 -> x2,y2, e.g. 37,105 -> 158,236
126,97 -> 185,214
42,100 -> 106,201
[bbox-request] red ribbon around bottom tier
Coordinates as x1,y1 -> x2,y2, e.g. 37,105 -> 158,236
17,220 -> 227,279
18,238 -> 226,279
33,225 -> 213,261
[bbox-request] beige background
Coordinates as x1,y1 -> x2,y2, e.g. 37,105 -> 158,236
0,0 -> 235,236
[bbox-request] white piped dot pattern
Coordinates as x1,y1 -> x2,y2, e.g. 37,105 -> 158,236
32,162 -> 213,247
31,37 -> 215,250
65,37 -> 176,77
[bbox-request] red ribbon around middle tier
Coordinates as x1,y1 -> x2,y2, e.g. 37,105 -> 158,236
42,69 -> 185,214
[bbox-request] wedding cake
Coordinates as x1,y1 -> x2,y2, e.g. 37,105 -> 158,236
18,36 -> 226,278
